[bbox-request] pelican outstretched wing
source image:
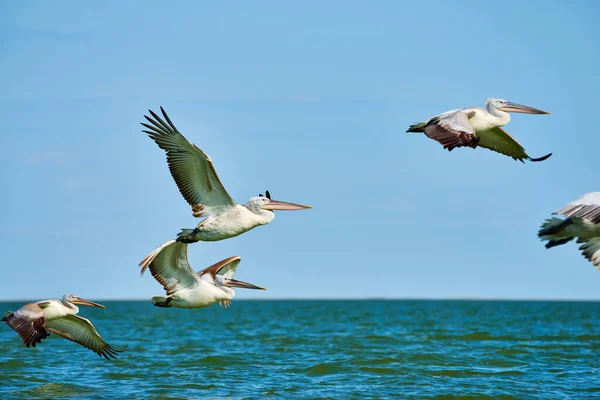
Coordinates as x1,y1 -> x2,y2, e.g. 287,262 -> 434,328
578,238 -> 600,268
197,256 -> 264,290
141,107 -> 237,217
2,303 -> 49,348
477,127 -> 552,162
555,192 -> 600,223
197,256 -> 241,283
423,108 -> 480,151
45,315 -> 126,360
139,240 -> 200,295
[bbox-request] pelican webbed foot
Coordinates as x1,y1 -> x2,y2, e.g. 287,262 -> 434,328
218,300 -> 231,308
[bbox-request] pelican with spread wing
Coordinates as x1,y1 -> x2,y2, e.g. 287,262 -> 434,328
2,295 -> 126,359
539,192 -> 600,268
141,107 -> 311,260
407,98 -> 551,162
139,240 -> 265,308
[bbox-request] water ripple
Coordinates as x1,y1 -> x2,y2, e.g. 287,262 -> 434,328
0,300 -> 599,398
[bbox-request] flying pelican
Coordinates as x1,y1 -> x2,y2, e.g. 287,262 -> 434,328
538,192 -> 600,268
139,240 -> 265,308
406,98 -> 551,162
140,107 -> 311,259
2,295 -> 126,359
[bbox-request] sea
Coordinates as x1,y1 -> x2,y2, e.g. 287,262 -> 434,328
0,300 -> 599,399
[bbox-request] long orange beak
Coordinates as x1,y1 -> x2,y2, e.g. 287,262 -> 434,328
499,101 -> 549,114
261,199 -> 312,211
73,297 -> 105,308
224,278 -> 266,290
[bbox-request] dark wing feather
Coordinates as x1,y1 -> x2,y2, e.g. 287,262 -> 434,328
577,238 -> 600,268
477,127 -> 551,163
139,240 -> 200,295
45,315 -> 126,360
555,192 -> 600,223
423,110 -> 479,151
142,107 -> 236,217
3,304 -> 50,348
197,256 -> 241,283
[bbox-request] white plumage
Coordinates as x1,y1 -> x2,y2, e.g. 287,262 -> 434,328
139,240 -> 265,309
407,98 -> 551,162
2,295 -> 125,359
140,107 -> 311,262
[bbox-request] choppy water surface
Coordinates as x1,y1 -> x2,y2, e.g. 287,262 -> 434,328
1,300 -> 599,399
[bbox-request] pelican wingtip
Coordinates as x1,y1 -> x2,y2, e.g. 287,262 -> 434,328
529,153 -> 552,162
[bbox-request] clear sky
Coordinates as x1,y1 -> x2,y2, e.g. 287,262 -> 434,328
1,1 -> 599,300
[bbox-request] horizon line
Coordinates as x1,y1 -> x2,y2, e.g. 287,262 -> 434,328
1,297 -> 600,303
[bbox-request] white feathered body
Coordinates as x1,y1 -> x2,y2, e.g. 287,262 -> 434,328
435,107 -> 509,133
194,205 -> 274,241
467,107 -> 510,132
38,300 -> 77,320
167,281 -> 233,309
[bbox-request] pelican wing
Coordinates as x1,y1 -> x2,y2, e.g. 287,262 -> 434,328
45,315 -> 125,359
423,109 -> 479,151
141,107 -> 237,217
198,256 -> 241,283
139,240 -> 200,295
2,303 -> 49,348
477,127 -> 551,162
578,238 -> 600,268
555,192 -> 600,223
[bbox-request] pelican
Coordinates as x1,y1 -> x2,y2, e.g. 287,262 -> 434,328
407,98 -> 551,162
139,240 -> 265,308
538,192 -> 600,268
2,294 -> 126,359
141,107 -> 311,259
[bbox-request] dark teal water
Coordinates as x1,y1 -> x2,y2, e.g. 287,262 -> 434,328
1,300 -> 599,399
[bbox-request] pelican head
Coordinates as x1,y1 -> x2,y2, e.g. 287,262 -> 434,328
486,98 -> 549,114
248,190 -> 312,213
62,294 -> 105,308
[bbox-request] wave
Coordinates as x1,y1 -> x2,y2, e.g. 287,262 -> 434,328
14,383 -> 97,399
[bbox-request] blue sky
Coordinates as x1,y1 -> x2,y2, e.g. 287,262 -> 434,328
1,1 -> 599,300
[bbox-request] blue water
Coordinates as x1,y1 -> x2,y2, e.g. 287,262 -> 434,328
1,300 -> 600,399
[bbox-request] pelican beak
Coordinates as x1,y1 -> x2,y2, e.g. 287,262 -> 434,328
224,278 -> 266,290
261,199 -> 312,211
499,101 -> 549,114
73,297 -> 105,308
